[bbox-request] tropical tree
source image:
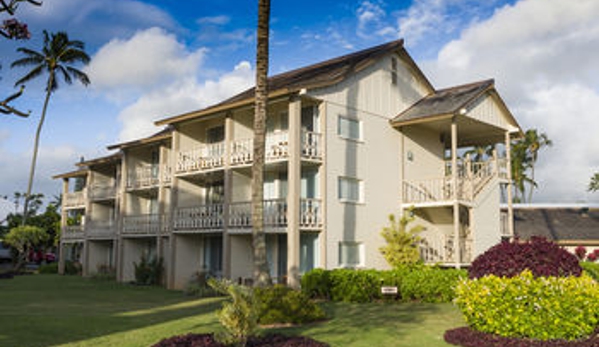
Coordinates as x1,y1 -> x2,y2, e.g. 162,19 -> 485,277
510,129 -> 551,203
379,207 -> 425,267
523,129 -> 552,202
251,0 -> 272,287
589,173 -> 599,192
4,225 -> 48,271
463,145 -> 494,163
11,30 -> 90,224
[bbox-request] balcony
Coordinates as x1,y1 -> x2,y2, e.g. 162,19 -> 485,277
122,214 -> 170,236
228,198 -> 323,231
176,142 -> 226,175
89,184 -> 116,201
62,225 -> 84,240
173,204 -> 224,231
419,233 -> 472,264
86,220 -> 117,238
402,157 -> 507,205
64,190 -> 87,209
127,164 -> 171,191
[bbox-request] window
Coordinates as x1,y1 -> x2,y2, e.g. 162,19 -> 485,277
338,242 -> 364,268
337,116 -> 362,141
391,57 -> 398,85
338,176 -> 363,203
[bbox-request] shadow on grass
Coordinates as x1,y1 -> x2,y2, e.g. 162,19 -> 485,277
0,274 -> 223,347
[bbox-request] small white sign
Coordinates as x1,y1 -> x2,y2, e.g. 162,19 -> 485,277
381,286 -> 398,294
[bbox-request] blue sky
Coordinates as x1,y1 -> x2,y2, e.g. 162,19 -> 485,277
1,0 -> 599,218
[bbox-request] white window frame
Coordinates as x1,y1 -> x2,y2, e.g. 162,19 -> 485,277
338,241 -> 365,268
338,176 -> 364,204
337,115 -> 362,142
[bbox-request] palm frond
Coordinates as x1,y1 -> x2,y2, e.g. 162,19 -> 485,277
13,64 -> 43,87
66,67 -> 90,86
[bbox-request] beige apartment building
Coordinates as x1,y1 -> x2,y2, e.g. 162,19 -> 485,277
55,39 -> 521,289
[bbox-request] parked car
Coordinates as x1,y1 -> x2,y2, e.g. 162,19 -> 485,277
0,241 -> 12,262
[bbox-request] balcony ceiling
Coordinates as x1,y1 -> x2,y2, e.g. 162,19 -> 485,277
410,116 -> 507,148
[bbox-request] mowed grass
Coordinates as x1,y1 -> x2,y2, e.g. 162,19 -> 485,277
0,274 -> 465,347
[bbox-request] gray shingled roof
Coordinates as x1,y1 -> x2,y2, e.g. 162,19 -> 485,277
513,207 -> 599,241
156,39 -> 419,125
391,79 -> 494,125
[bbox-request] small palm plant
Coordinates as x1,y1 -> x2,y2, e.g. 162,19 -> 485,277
379,207 -> 425,267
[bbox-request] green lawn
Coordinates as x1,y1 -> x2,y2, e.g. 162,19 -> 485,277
0,274 -> 465,347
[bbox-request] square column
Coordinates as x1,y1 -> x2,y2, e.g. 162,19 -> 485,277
287,96 -> 301,288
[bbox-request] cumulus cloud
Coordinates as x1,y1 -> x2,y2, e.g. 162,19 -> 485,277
357,1 -> 395,39
86,27 -> 206,93
117,61 -> 254,142
197,15 -> 231,25
425,0 -> 599,202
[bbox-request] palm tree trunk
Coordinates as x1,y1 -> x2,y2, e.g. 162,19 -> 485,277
251,0 -> 271,287
22,73 -> 53,225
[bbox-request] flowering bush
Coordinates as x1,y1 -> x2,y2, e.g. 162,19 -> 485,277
468,237 -> 581,279
454,271 -> 599,341
574,246 -> 587,261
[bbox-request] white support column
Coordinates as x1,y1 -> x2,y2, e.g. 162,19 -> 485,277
451,117 -> 461,267
505,131 -> 514,238
167,131 -> 180,289
318,101 -> 327,269
58,178 -> 69,275
223,114 -> 233,278
287,96 -> 301,288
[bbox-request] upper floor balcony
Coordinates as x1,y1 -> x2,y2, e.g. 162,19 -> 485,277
126,164 -> 172,191
86,220 -> 117,239
63,190 -> 87,209
62,225 -> 85,240
121,213 -> 170,236
89,184 -> 117,202
402,156 -> 507,206
172,198 -> 323,233
176,130 -> 323,176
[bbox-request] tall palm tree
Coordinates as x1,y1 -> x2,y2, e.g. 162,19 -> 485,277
11,30 -> 90,225
523,129 -> 552,202
251,0 -> 272,287
589,173 -> 599,192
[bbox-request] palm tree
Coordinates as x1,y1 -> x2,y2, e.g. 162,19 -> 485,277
589,173 -> 599,192
11,30 -> 90,224
251,0 -> 272,287
523,129 -> 552,202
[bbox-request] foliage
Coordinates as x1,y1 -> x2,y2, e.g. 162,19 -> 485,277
208,278 -> 258,347
64,260 -> 82,275
91,264 -> 116,281
511,129 -> 552,203
454,271 -> 599,341
588,173 -> 599,192
4,224 -> 48,270
468,237 -> 581,279
379,208 -> 424,267
581,261 -> 599,282
301,266 -> 466,303
152,333 -> 329,347
38,262 -> 58,274
574,246 -> 587,260
2,193 -> 60,247
133,254 -> 163,285
185,270 -> 221,298
444,326 -> 599,347
254,285 -> 325,325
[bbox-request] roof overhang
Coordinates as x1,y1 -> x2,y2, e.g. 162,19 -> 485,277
52,169 -> 88,180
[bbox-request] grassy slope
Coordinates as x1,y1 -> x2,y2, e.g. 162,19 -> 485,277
0,275 -> 464,347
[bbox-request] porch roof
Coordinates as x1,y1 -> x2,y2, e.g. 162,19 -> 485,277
77,152 -> 122,167
512,206 -> 599,243
391,79 -> 494,126
106,126 -> 173,150
52,169 -> 88,179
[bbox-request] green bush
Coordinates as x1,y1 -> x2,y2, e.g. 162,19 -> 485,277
581,261 -> 599,282
455,270 -> 599,341
91,264 -> 116,281
38,262 -> 58,274
133,254 -> 163,285
184,270 -> 221,297
301,266 -> 466,303
64,260 -> 81,275
254,285 -> 326,325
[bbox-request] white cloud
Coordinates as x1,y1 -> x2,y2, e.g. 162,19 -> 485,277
425,0 -> 599,202
118,61 -> 254,142
86,27 -> 206,93
197,15 -> 231,25
357,1 -> 393,39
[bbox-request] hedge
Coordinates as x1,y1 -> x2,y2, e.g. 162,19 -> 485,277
301,265 -> 466,303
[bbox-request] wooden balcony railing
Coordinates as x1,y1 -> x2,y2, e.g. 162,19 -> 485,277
64,190 -> 87,209
176,142 -> 226,174
86,220 -> 116,238
419,233 -> 472,264
227,198 -> 322,230
301,131 -> 322,161
62,225 -> 84,240
122,213 -> 170,236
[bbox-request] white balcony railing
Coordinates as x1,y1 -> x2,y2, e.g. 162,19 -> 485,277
176,143 -> 225,174
301,131 -> 323,161
419,232 -> 472,264
86,220 -> 116,238
64,190 -> 87,209
122,214 -> 170,236
127,164 -> 171,190
89,185 -> 116,201
62,225 -> 84,240
227,198 -> 322,230
173,204 -> 224,231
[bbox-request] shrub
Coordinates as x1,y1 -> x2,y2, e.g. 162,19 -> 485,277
152,333 -> 329,347
444,326 -> 599,347
38,262 -> 58,274
185,270 -> 221,297
91,264 -> 116,281
468,237 -> 581,279
581,261 -> 599,282
574,246 -> 587,260
301,266 -> 466,303
379,208 -> 424,267
64,260 -> 82,275
133,254 -> 163,285
454,270 -> 599,341
254,285 -> 325,325
208,279 -> 257,347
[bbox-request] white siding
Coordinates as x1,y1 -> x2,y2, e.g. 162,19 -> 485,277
467,93 -> 518,132
471,177 -> 502,257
